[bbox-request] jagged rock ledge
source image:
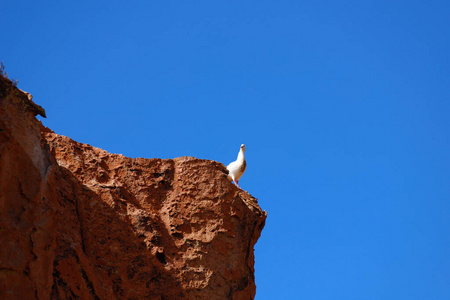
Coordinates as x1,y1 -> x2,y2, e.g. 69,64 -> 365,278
0,75 -> 266,299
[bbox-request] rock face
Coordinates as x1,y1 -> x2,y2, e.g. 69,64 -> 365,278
0,76 -> 266,299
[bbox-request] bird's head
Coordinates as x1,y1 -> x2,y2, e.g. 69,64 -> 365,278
240,144 -> 246,152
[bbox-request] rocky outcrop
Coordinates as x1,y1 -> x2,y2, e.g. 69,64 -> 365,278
0,75 -> 266,299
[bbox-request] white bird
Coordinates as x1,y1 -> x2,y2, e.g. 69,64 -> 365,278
227,144 -> 247,188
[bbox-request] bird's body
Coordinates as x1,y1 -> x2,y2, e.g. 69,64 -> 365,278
227,144 -> 247,187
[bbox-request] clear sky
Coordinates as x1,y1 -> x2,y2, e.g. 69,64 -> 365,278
2,1 -> 450,299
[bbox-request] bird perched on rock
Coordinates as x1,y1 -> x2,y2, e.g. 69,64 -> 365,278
227,144 -> 247,188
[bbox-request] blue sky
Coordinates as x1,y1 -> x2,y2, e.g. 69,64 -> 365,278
2,1 -> 450,299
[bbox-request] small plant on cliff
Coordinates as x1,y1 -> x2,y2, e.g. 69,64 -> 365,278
0,62 -> 18,86
0,62 -> 6,77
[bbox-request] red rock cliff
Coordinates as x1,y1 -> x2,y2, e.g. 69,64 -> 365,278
0,76 -> 266,299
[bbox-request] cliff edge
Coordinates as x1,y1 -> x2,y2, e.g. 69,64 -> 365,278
0,75 -> 266,299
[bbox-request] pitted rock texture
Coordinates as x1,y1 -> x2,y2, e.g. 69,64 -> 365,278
0,75 -> 266,299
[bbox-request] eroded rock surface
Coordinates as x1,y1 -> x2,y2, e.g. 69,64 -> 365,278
0,75 -> 266,299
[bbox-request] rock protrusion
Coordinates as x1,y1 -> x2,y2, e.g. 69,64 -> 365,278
0,75 -> 266,299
